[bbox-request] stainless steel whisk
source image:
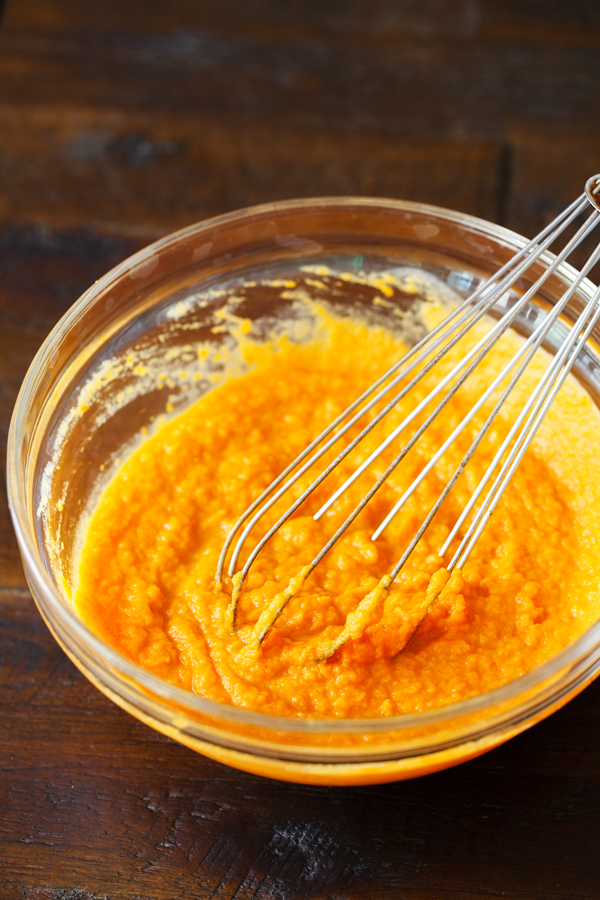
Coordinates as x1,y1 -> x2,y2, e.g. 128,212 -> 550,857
217,175 -> 600,658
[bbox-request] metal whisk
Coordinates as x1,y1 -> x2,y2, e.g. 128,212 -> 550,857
217,175 -> 600,659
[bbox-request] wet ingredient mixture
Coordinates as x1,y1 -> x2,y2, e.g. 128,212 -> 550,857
75,305 -> 600,718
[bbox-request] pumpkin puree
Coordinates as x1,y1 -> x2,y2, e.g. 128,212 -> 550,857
75,306 -> 600,718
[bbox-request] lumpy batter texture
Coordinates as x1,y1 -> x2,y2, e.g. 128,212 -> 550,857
75,306 -> 600,718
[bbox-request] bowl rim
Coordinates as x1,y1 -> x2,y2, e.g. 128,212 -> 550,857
8,194 -> 600,736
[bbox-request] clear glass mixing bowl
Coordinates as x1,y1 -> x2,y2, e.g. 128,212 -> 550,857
8,197 -> 600,785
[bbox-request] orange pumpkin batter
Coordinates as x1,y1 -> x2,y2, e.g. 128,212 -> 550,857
74,305 -> 600,718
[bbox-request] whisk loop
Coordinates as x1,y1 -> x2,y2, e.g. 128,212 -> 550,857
218,175 -> 600,659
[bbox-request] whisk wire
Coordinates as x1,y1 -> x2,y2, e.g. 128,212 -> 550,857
440,231 -> 600,560
218,176 -> 600,657
375,210 -> 600,543
449,278 -> 600,571
226,198 -> 593,589
314,230 -> 600,658
217,194 -> 591,586
316,206 -> 600,522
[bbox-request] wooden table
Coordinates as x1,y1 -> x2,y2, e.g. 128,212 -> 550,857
2,2 -> 600,897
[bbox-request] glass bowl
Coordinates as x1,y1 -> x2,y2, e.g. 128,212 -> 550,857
8,197 -> 600,786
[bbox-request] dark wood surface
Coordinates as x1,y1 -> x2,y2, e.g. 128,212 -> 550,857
1,2 -> 600,897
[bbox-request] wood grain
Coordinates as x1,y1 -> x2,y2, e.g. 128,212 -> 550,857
6,0 -> 600,42
1,0 -> 599,239
0,105 -> 504,233
1,27 -> 597,143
